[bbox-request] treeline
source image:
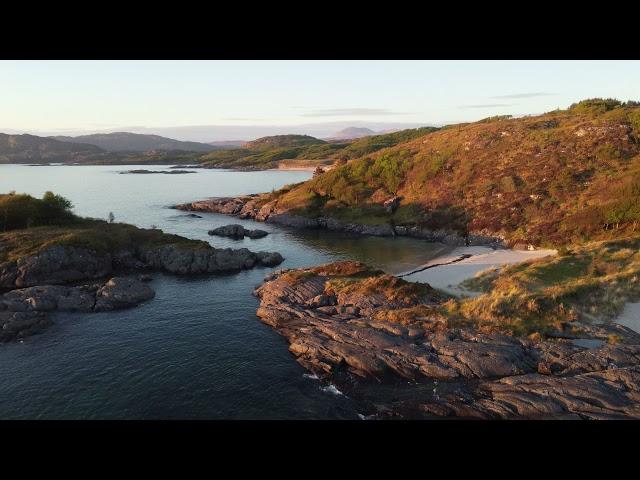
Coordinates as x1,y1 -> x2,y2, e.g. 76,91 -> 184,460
0,191 -> 76,231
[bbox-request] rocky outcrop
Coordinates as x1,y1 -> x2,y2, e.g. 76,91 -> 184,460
138,244 -> 282,274
2,245 -> 113,289
1,242 -> 284,291
0,239 -> 283,342
0,276 -> 156,342
253,262 -> 640,419
94,277 -> 155,311
174,196 -> 505,247
208,224 -> 269,240
1,277 -> 154,314
0,311 -> 52,342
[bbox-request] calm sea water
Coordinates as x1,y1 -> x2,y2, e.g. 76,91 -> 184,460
0,164 -> 444,419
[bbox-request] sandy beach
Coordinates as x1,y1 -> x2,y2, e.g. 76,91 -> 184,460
400,246 -> 557,297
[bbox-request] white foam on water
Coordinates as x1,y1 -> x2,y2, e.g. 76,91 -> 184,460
321,384 -> 344,396
303,373 -> 319,380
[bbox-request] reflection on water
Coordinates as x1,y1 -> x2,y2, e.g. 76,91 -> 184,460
0,164 -> 446,419
284,229 -> 450,274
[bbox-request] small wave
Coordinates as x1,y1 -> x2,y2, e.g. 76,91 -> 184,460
321,384 -> 343,396
357,413 -> 377,420
303,373 -> 319,380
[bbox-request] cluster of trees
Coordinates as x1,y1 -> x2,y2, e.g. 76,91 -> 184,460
0,191 -> 75,231
569,98 -> 640,114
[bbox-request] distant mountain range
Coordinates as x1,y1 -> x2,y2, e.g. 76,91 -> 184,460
3,122 -> 428,143
0,133 -> 106,163
51,132 -> 218,153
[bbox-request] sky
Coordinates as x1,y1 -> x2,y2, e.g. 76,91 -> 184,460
1,60 -> 639,141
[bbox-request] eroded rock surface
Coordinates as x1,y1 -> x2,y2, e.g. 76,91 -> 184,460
1,242 -> 284,291
254,261 -> 640,419
0,277 -> 157,341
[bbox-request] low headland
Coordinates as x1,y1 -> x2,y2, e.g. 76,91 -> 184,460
0,191 -> 284,341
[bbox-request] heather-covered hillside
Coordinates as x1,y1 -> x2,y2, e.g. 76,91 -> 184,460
266,99 -> 640,246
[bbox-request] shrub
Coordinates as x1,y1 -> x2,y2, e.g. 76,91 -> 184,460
0,191 -> 75,231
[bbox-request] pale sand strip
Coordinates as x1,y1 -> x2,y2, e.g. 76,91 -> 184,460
400,247 -> 557,297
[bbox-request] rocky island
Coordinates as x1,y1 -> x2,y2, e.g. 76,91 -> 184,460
208,224 -> 269,239
120,169 -> 196,174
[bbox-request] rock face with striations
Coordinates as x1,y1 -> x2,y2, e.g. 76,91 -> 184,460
253,261 -> 640,419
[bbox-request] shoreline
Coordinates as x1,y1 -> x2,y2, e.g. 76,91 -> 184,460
398,246 -> 558,296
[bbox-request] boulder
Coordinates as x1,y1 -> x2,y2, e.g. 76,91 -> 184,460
209,224 -> 246,239
255,251 -> 284,267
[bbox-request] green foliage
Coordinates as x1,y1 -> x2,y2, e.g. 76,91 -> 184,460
594,143 -> 622,162
0,191 -> 75,231
336,127 -> 439,161
569,98 -> 624,115
477,115 -> 513,123
456,237 -> 640,335
246,135 -> 326,150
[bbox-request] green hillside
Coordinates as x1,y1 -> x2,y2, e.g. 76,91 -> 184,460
263,99 -> 640,246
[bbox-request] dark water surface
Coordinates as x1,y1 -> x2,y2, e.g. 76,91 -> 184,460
0,165 -> 444,419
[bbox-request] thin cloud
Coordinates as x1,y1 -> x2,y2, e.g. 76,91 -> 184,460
221,117 -> 264,121
491,92 -> 556,99
301,108 -> 409,117
458,103 -> 514,109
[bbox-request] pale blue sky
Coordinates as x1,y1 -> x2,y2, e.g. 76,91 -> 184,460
1,60 -> 639,139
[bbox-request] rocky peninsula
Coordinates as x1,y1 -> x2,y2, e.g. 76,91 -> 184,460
253,260 -> 640,419
174,195 -> 505,247
0,234 -> 284,342
0,190 -> 284,344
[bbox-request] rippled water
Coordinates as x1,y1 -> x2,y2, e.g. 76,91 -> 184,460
0,164 -> 445,419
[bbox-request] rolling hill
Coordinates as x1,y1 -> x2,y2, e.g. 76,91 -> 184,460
259,99 -> 640,247
51,132 -> 218,153
0,133 -> 106,163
